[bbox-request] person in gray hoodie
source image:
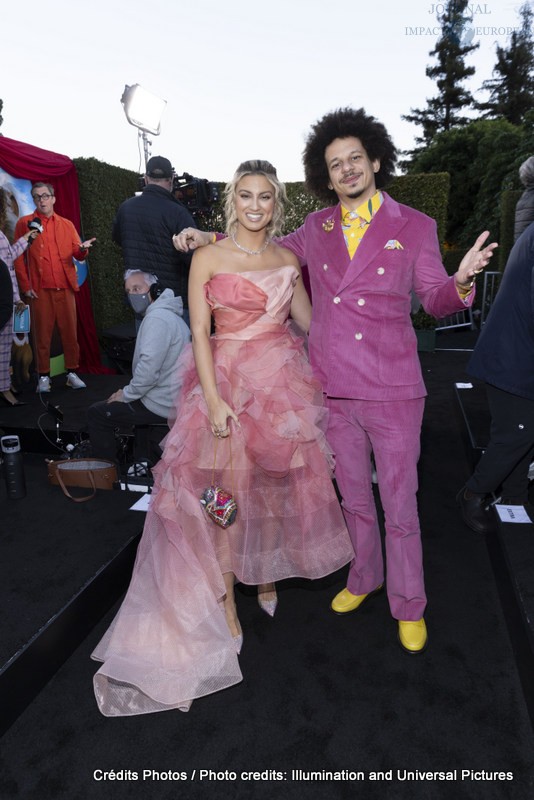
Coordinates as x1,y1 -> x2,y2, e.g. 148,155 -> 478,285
87,269 -> 190,463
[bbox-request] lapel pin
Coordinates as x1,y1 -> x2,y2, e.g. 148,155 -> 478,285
322,218 -> 335,232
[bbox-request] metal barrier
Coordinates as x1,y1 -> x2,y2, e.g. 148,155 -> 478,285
480,271 -> 502,326
436,307 -> 474,332
434,270 -> 503,331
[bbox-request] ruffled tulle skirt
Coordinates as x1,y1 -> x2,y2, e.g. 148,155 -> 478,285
92,326 -> 352,716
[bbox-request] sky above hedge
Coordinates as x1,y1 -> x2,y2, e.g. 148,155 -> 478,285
2,0 -> 523,182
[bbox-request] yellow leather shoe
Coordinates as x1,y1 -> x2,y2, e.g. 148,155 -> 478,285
330,584 -> 383,614
398,619 -> 428,654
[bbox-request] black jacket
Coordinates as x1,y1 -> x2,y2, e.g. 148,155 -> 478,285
468,222 -> 534,400
112,185 -> 196,305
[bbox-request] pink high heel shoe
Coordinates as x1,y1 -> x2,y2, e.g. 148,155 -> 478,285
233,631 -> 243,654
258,585 -> 278,617
218,599 -> 243,653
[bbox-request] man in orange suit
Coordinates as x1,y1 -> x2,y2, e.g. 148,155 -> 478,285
14,182 -> 95,392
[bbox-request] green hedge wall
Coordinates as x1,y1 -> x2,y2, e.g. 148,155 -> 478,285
74,160 -> 450,334
287,173 -> 450,244
74,157 -> 138,333
388,172 -> 450,248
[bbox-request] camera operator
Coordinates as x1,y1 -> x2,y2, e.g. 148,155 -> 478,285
112,156 -> 196,324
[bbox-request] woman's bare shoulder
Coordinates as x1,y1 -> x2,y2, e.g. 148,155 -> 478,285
273,243 -> 300,268
192,238 -> 229,265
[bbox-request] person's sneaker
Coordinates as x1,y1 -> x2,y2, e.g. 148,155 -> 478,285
66,372 -> 86,389
36,376 -> 51,393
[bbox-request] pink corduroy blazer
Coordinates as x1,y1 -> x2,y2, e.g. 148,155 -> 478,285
283,193 -> 473,401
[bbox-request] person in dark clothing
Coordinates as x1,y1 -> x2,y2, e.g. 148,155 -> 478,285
112,156 -> 196,321
514,156 -> 534,242
457,222 -> 534,532
0,259 -> 13,330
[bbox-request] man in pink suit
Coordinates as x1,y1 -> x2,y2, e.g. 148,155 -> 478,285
174,107 -> 497,654
285,108 -> 496,653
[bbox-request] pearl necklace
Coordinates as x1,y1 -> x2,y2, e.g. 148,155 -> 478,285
231,233 -> 270,256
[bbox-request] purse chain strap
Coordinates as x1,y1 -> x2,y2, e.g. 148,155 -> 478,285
212,432 -> 234,494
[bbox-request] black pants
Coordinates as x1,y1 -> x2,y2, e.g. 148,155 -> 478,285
87,398 -> 168,464
467,384 -> 534,502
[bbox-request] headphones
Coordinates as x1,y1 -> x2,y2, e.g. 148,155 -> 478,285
149,278 -> 164,300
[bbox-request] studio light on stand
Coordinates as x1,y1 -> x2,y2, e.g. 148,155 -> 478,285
121,84 -> 167,171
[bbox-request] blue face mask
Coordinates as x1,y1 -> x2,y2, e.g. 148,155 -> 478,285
128,293 -> 151,316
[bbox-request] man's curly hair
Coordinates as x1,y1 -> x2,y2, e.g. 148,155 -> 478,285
303,108 -> 397,204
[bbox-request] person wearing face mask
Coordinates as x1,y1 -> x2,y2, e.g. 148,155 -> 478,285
86,269 -> 190,463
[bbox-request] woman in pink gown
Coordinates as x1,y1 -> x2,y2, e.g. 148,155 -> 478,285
92,161 -> 353,715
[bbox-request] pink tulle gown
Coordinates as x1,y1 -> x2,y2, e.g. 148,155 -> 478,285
92,265 -> 353,716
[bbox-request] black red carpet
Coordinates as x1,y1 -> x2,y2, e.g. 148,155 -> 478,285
1,331 -> 533,800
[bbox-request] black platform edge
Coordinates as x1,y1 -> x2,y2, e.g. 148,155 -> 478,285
0,531 -> 141,738
486,527 -> 534,733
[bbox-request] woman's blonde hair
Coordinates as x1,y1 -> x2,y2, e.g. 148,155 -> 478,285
224,160 -> 287,237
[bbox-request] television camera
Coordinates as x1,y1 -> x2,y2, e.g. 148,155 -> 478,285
172,173 -> 219,215
138,171 -> 220,225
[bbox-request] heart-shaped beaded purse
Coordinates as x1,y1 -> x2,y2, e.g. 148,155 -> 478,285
200,434 -> 238,528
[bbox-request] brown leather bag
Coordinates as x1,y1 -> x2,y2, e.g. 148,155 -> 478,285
47,458 -> 118,502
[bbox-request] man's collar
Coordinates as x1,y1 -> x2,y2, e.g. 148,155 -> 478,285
342,190 -> 383,224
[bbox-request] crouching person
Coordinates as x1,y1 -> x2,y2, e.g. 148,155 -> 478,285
87,270 -> 190,464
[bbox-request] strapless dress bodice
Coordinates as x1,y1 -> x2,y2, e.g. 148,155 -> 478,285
204,265 -> 298,338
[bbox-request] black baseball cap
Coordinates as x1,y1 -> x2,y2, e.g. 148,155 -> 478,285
146,156 -> 173,178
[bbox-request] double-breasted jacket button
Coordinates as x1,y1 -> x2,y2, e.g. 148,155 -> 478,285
377,267 -> 385,275
357,298 -> 365,306
355,332 -> 363,340
323,263 -> 328,271
333,296 -> 341,304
